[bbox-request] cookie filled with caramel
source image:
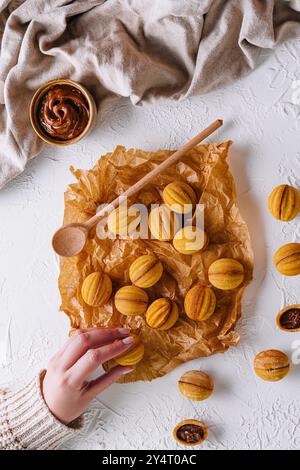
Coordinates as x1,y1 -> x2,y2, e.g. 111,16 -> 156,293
276,305 -> 300,332
173,419 -> 208,446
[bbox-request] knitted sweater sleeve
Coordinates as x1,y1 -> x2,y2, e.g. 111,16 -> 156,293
0,371 -> 83,450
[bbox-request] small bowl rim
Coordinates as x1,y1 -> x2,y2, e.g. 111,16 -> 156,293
276,304 -> 300,333
172,419 -> 208,446
29,78 -> 96,147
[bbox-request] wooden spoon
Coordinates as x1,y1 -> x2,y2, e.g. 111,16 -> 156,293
52,119 -> 223,257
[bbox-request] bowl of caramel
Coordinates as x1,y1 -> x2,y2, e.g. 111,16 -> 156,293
29,78 -> 97,146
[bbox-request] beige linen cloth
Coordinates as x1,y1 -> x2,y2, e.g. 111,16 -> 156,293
0,0 -> 300,189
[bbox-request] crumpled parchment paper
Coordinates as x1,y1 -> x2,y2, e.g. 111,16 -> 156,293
58,141 -> 253,382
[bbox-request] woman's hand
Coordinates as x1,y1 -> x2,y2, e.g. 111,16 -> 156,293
42,328 -> 134,425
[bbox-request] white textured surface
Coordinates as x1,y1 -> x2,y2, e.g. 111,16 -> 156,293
1,41 -> 300,450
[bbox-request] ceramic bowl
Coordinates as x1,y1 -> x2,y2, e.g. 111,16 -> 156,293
29,78 -> 97,146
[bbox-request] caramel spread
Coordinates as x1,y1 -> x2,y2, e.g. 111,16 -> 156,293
38,85 -> 89,141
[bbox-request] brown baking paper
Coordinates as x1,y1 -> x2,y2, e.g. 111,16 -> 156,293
58,142 -> 253,382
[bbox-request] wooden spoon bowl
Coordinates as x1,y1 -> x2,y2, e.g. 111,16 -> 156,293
52,223 -> 88,257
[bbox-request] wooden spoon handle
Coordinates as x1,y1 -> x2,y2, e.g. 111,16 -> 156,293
86,119 -> 223,229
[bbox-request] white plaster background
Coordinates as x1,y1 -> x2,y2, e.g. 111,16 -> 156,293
0,39 -> 300,450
